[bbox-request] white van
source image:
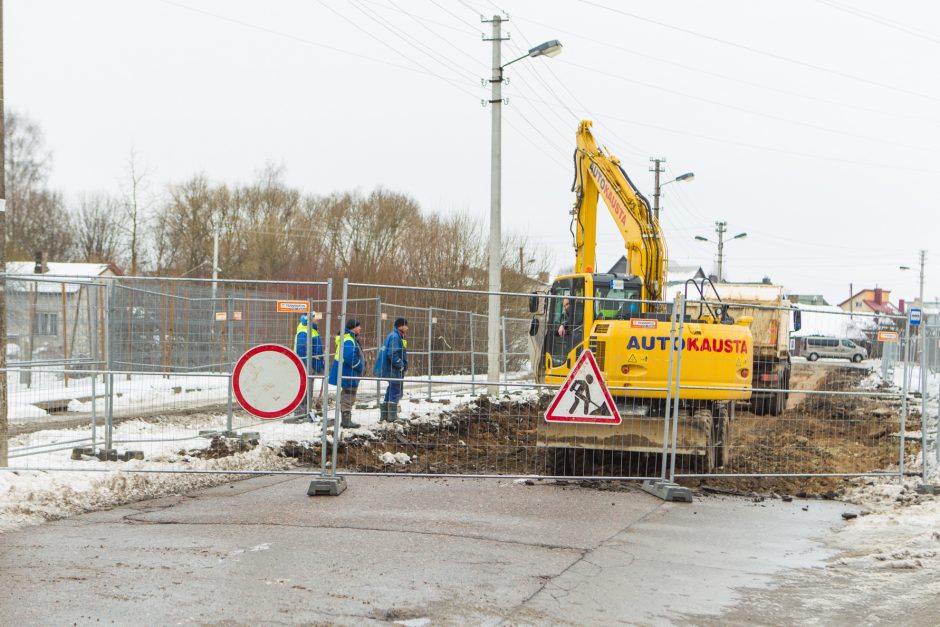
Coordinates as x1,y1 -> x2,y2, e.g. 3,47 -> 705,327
803,336 -> 867,363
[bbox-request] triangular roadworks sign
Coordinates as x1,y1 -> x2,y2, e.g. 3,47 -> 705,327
544,350 -> 622,425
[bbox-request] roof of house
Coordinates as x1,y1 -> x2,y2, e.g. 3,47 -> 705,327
838,288 -> 891,308
862,299 -> 900,315
5,261 -> 122,293
606,256 -> 706,288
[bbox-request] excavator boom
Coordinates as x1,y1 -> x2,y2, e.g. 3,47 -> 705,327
573,120 -> 667,302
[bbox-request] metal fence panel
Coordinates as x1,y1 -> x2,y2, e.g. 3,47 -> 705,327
674,300 -> 907,487
325,283 -> 685,479
3,275 -> 914,491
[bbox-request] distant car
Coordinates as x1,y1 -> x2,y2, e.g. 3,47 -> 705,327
803,336 -> 867,363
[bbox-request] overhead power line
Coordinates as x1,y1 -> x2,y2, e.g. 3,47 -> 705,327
325,1 -> 478,83
558,59 -> 940,155
508,93 -> 940,175
815,0 -> 940,44
155,0 -> 477,92
580,0 -> 940,103
356,0 -> 477,34
512,13 -> 940,125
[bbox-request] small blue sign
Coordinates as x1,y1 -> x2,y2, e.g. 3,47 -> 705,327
910,308 -> 922,325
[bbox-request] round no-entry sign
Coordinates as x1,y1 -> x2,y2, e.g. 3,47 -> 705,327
232,344 -> 307,419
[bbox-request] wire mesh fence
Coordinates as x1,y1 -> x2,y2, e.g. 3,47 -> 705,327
2,274 -> 918,491
676,299 -> 908,483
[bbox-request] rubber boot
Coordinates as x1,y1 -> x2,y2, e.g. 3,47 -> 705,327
392,403 -> 405,423
341,410 -> 361,429
379,403 -> 391,422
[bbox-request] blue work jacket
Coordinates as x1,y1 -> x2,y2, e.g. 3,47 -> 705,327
294,321 -> 324,374
328,332 -> 365,389
374,328 -> 408,379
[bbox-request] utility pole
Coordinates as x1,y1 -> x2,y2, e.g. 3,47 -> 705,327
695,221 -> 746,283
0,0 -> 7,466
651,158 -> 664,220
480,20 -> 560,395
211,226 -> 219,302
484,14 -> 508,395
849,282 -> 854,319
917,249 -> 926,308
715,221 -> 727,283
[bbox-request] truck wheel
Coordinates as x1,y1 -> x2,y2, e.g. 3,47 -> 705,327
707,404 -> 729,471
807,352 -> 819,362
708,415 -> 727,471
752,395 -> 769,416
769,392 -> 787,416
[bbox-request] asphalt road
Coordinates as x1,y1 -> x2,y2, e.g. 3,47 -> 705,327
0,475 -> 852,625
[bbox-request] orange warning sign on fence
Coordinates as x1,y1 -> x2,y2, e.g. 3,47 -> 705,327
277,301 -> 309,313
877,331 -> 899,342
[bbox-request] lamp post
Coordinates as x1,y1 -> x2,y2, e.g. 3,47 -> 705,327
485,14 -> 561,394
694,221 -> 746,283
650,158 -> 694,220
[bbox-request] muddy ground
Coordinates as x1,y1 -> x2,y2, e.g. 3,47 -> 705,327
290,362 -> 918,497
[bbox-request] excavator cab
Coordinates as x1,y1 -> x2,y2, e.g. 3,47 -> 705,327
541,272 -> 645,373
543,276 -> 586,369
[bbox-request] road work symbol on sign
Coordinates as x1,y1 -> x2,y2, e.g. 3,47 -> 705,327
545,350 -> 621,425
232,344 -> 307,419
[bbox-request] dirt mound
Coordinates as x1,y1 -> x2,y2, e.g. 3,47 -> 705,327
687,366 -> 908,495
188,436 -> 257,459
297,364 -> 910,496
337,395 -> 552,475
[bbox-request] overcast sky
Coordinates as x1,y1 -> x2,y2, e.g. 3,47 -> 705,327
7,0 -> 939,305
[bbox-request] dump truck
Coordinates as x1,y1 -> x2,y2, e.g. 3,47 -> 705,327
710,283 -> 801,415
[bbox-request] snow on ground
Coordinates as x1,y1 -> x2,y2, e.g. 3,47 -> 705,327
6,370 -> 230,422
0,447 -> 290,533
1,387 -> 537,533
5,368 -> 531,424
787,363 -> 940,610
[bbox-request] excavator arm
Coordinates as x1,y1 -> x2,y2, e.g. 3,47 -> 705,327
572,120 -> 667,302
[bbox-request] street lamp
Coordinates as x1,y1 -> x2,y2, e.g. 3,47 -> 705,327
485,15 -> 561,394
650,157 -> 694,220
694,221 -> 746,283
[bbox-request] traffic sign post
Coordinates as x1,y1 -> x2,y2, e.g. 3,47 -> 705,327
231,344 -> 307,419
910,308 -> 922,326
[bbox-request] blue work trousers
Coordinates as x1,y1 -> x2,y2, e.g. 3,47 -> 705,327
383,379 -> 403,404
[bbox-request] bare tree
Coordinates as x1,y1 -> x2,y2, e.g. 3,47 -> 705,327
74,192 -> 122,262
121,148 -> 152,275
3,111 -> 73,260
154,175 -> 226,277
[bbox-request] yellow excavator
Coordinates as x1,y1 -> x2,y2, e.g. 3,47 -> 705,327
532,120 -> 753,471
